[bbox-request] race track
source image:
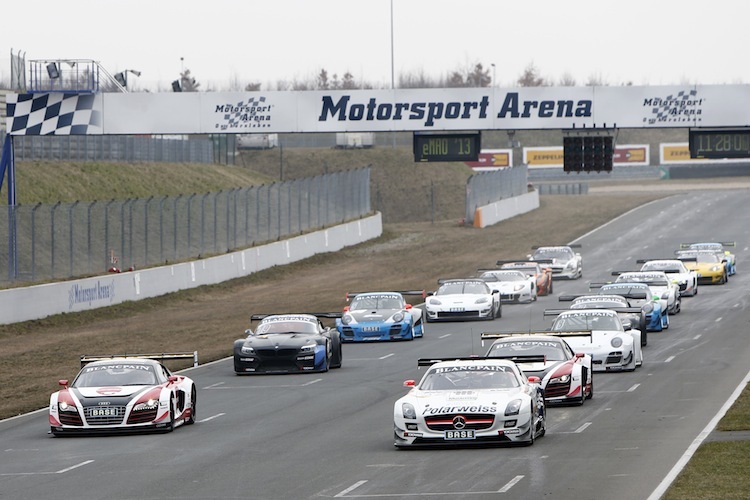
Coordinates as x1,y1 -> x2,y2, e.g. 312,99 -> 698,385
1,189 -> 749,500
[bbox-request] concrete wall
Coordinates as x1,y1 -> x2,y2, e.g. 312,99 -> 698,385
0,213 -> 382,325
473,189 -> 539,228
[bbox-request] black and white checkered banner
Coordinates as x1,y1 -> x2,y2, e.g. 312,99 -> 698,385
7,93 -> 103,135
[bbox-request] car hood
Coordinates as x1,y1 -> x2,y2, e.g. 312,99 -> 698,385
348,309 -> 400,322
244,333 -> 321,348
433,293 -> 490,304
408,387 -> 525,414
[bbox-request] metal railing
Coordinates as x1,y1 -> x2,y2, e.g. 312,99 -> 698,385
465,165 -> 528,224
0,168 -> 371,286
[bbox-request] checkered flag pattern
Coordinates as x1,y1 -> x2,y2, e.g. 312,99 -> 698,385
7,93 -> 103,135
647,89 -> 697,124
223,97 -> 267,129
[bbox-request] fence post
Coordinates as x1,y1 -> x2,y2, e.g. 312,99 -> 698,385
144,196 -> 153,268
31,203 -> 42,281
69,200 -> 79,277
50,202 -> 61,279
174,194 -> 183,261
187,193 -> 196,258
104,199 -> 115,272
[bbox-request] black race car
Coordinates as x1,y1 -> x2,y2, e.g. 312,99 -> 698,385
234,313 -> 343,374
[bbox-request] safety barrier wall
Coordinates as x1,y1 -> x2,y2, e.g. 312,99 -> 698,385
0,212 -> 382,325
472,189 -> 539,229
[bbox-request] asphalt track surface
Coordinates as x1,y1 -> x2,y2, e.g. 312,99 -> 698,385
1,190 -> 749,500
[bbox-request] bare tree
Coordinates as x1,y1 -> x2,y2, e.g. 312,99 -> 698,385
180,69 -> 200,92
517,62 -> 546,87
245,82 -> 261,91
467,63 -> 491,87
341,71 -> 358,89
316,69 -> 330,90
558,72 -> 576,87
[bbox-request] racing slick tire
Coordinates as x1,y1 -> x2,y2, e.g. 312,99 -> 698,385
587,371 -> 594,400
164,398 -> 176,433
577,368 -> 589,404
186,388 -> 197,425
549,281 -> 553,294
624,352 -> 637,372
330,333 -> 343,369
495,303 -> 502,319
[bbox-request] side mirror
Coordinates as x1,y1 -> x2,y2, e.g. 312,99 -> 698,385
527,376 -> 541,384
405,304 -> 413,309
575,352 -> 585,359
168,375 -> 178,384
343,306 -> 350,312
403,380 -> 416,387
59,379 -> 69,387
244,329 -> 253,335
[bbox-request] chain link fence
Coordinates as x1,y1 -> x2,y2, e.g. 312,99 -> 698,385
465,165 -> 528,224
0,168 -> 370,286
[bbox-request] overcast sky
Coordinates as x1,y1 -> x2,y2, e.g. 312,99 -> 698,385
2,0 -> 749,92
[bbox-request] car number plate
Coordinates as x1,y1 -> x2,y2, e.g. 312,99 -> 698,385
449,307 -> 465,312
91,408 -> 117,416
362,326 -> 380,332
445,430 -> 475,440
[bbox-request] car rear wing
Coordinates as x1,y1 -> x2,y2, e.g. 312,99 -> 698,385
417,356 -> 490,367
544,308 -> 570,317
680,241 -> 735,248
481,331 -> 559,347
485,354 -> 548,364
80,352 -> 198,368
638,257 -> 696,263
539,330 -> 593,340
496,259 -> 553,266
250,312 -> 343,321
531,244 -> 582,249
558,294 -> 586,301
344,290 -> 426,300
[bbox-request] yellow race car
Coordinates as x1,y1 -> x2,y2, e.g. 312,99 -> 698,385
675,250 -> 728,285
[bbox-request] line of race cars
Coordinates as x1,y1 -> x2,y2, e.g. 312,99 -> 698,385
48,242 -> 736,441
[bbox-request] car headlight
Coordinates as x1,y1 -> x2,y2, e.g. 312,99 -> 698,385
550,374 -> 570,384
505,399 -> 522,416
642,303 -> 654,313
300,344 -> 317,353
475,297 -> 489,304
341,313 -> 353,325
402,403 -> 417,419
513,284 -> 525,291
710,265 -> 721,272
565,261 -> 575,269
661,292 -> 670,299
58,401 -> 77,413
428,298 -> 442,306
611,337 -> 623,348
391,312 -> 404,323
132,399 -> 159,412
241,345 -> 255,354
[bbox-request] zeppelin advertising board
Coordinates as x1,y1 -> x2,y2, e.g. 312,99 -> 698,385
7,84 -> 750,135
524,145 -> 650,168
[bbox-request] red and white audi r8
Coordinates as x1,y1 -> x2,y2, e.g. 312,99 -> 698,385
482,333 -> 593,405
49,354 -> 197,436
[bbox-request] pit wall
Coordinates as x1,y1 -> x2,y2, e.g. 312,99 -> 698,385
0,213 -> 382,325
473,189 -> 539,228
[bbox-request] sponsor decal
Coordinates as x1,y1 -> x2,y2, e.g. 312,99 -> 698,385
214,97 -> 273,131
642,90 -> 703,125
85,364 -> 153,372
563,311 -> 614,318
496,93 -> 592,119
432,365 -> 511,374
68,279 -> 116,309
495,341 -> 559,349
504,429 -> 521,435
260,315 -> 316,324
422,405 -> 497,415
96,387 -> 124,395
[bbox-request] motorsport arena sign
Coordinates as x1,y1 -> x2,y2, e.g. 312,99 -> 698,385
7,85 -> 750,136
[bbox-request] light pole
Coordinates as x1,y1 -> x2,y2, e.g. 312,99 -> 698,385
390,0 -> 395,89
491,63 -> 496,87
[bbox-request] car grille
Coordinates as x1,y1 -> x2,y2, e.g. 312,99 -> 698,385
545,380 -> 572,398
424,413 -> 495,431
606,352 -> 623,364
127,407 -> 158,424
500,293 -> 520,301
437,311 -> 481,319
84,406 -> 126,425
59,412 -> 83,426
340,327 -> 354,338
256,348 -> 299,358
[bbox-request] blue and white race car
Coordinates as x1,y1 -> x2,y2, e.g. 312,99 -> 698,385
337,291 -> 425,342
589,282 -> 669,331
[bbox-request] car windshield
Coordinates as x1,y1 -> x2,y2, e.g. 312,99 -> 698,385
488,340 -> 567,361
533,248 -> 572,260
481,271 -> 525,282
552,313 -> 622,331
617,275 -> 669,286
641,263 -> 683,273
350,295 -> 403,310
572,299 -> 626,309
437,281 -> 487,295
600,284 -> 650,297
74,363 -> 159,387
256,320 -> 318,334
420,366 -> 520,390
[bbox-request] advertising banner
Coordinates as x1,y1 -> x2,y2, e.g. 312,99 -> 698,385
524,145 -> 650,168
464,149 -> 513,170
660,143 -> 748,164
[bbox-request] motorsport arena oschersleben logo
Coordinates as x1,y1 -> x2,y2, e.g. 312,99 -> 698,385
215,96 -> 273,131
642,89 -> 704,125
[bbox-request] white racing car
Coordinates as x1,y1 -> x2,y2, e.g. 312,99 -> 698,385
528,245 -> 582,280
614,271 -> 681,314
393,357 -> 546,447
477,269 -> 537,303
544,309 -> 642,372
425,279 -> 501,322
481,332 -> 593,405
636,258 -> 698,296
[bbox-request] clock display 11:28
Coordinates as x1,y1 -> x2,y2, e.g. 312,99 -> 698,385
689,129 -> 750,159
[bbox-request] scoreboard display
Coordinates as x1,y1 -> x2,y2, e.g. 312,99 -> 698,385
413,132 -> 481,162
689,129 -> 750,159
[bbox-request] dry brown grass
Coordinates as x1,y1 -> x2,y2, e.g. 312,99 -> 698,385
0,193 -> 663,420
